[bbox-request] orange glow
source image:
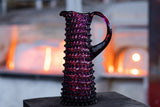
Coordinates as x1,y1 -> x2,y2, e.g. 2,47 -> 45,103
102,32 -> 115,74
51,41 -> 65,72
106,49 -> 147,77
132,53 -> 141,62
102,44 -> 148,77
117,51 -> 124,73
44,47 -> 52,72
108,65 -> 114,73
130,69 -> 139,75
13,40 -> 65,75
6,25 -> 18,70
118,67 -> 123,73
60,40 -> 65,47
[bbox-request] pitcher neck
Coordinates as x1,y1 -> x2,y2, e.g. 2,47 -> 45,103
60,11 -> 93,20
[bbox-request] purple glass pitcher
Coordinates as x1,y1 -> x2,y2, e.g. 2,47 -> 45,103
60,11 -> 112,106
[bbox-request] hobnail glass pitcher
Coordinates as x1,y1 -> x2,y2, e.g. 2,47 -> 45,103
60,11 -> 112,106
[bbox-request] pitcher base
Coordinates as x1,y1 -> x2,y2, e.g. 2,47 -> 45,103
60,97 -> 98,106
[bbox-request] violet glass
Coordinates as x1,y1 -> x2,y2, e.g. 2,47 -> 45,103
60,11 -> 112,106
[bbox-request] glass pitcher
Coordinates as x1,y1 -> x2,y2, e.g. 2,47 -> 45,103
60,11 -> 112,106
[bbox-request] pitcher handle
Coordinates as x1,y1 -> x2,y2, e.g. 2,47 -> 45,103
90,11 -> 112,60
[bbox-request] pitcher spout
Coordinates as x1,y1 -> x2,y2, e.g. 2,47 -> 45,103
60,11 -> 68,17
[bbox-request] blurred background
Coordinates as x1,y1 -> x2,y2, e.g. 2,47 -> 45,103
0,0 -> 159,107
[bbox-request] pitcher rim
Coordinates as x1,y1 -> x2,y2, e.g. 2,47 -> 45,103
60,11 -> 92,16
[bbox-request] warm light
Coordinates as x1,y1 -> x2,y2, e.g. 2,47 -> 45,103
130,69 -> 139,75
108,65 -> 114,73
44,47 -> 52,72
60,40 -> 65,47
6,25 -> 18,70
14,40 -> 65,75
9,62 -> 14,70
132,53 -> 141,62
51,42 -> 65,72
118,67 -> 123,73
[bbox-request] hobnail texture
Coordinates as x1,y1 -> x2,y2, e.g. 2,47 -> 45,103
61,11 -> 97,106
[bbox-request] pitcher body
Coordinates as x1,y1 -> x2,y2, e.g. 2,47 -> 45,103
60,11 -> 112,106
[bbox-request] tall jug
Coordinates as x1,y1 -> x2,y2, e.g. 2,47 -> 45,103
60,11 -> 112,106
